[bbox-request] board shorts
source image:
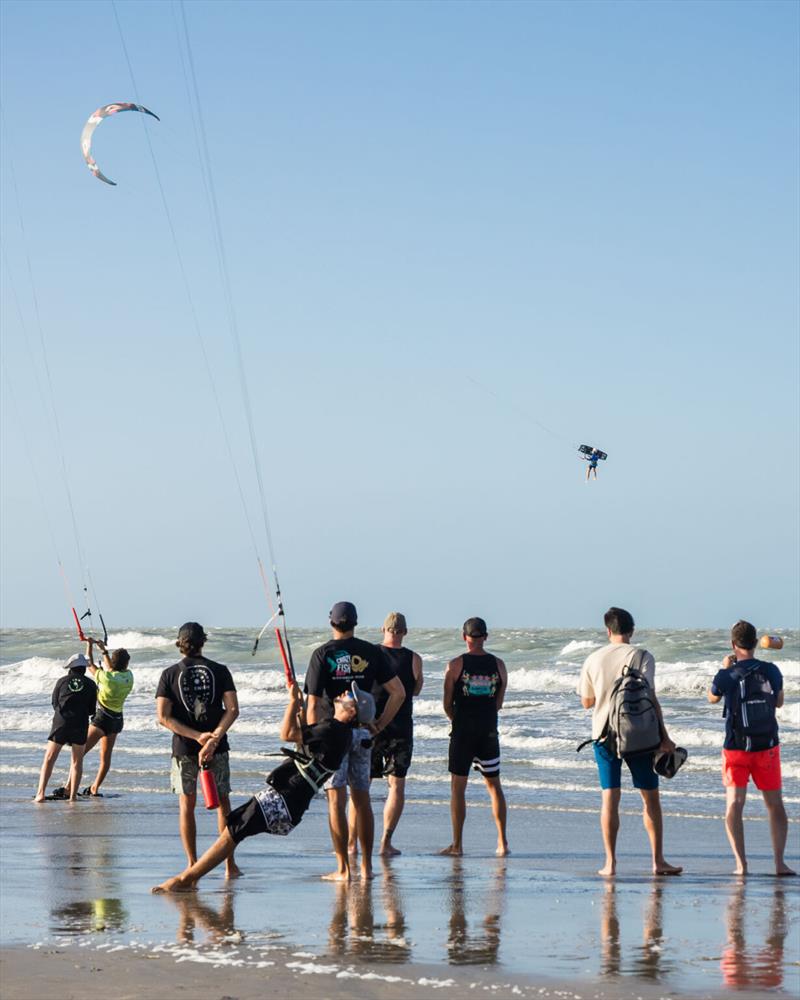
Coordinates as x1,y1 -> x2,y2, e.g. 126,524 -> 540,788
448,724 -> 500,778
593,742 -> 659,791
90,706 -> 124,736
326,728 -> 372,791
722,747 -> 782,791
226,786 -> 295,843
371,731 -> 413,779
48,724 -> 89,747
170,751 -> 231,797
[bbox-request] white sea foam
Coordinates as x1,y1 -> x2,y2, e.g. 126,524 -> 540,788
560,639 -> 600,656
505,667 -> 577,694
0,657 -> 65,696
106,631 -> 174,650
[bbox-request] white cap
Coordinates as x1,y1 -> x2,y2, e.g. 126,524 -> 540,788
65,653 -> 88,670
349,681 -> 376,725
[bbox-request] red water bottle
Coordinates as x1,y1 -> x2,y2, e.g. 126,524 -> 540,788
199,763 -> 219,810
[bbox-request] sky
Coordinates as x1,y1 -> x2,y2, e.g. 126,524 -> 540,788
1,0 -> 798,630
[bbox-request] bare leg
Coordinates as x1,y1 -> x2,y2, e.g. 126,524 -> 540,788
380,776 -> 405,856
152,828 -> 236,893
83,726 -> 104,758
762,789 -> 796,876
598,787 -> 620,876
323,786 -> 351,881
217,794 -> 242,878
484,775 -> 509,855
440,775 -> 468,855
66,745 -> 85,801
34,741 -> 63,801
725,785 -> 748,875
641,788 -> 682,875
351,788 -> 374,880
89,732 -> 116,794
347,796 -> 358,856
179,792 -> 198,867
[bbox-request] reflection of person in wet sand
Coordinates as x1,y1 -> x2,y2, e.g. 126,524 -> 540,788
599,882 -> 670,982
720,881 -> 787,990
446,858 -> 505,966
326,864 -> 411,964
164,890 -> 238,946
151,681 -> 372,892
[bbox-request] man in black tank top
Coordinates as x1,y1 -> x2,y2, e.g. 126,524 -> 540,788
372,612 -> 424,856
440,617 -> 509,857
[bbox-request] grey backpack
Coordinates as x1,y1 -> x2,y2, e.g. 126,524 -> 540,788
603,650 -> 663,758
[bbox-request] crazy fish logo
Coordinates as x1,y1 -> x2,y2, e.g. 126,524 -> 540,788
68,677 -> 85,693
326,651 -> 370,678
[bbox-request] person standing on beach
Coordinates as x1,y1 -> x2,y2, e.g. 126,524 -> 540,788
371,611 -> 424,856
440,617 -> 509,857
577,606 -> 682,877
34,653 -> 97,802
304,601 -> 405,881
707,620 -> 795,877
79,637 -> 134,796
156,623 -> 241,879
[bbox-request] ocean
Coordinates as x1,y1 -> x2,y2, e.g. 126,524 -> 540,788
2,626 -> 797,816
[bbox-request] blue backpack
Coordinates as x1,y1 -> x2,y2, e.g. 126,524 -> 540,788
725,662 -> 778,752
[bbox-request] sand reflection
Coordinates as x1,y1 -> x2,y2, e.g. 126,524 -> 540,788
446,859 -> 506,966
720,881 -> 787,991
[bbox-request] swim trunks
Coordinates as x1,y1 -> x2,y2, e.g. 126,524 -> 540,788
90,706 -> 124,735
325,728 -> 372,791
226,786 -> 295,842
448,727 -> 500,778
48,723 -> 89,747
722,747 -> 781,791
371,732 -> 413,779
170,751 -> 231,797
593,742 -> 658,791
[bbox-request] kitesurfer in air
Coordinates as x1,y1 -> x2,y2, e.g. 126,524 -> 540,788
587,449 -> 600,481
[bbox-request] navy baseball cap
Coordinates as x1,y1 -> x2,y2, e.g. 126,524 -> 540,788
463,616 -> 488,637
330,601 -> 357,628
177,622 -> 206,646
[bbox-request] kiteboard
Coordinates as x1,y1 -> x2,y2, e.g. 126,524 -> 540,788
578,445 -> 607,461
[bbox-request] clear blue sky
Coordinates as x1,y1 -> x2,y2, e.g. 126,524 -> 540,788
1,0 -> 798,629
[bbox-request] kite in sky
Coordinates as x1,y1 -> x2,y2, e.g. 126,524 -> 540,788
80,102 -> 159,186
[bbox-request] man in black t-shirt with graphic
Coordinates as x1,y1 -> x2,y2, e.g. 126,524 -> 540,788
441,617 -> 509,857
304,601 -> 405,881
156,622 -> 241,878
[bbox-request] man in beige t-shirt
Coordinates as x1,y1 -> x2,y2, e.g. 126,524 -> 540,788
577,607 -> 681,877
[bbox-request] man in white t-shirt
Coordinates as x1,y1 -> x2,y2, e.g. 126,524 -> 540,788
577,607 -> 682,877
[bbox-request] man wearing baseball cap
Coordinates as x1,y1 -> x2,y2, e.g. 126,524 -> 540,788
304,601 -> 405,881
156,623 -> 241,879
441,617 -> 509,857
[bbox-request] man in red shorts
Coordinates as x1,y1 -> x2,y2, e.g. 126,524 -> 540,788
708,620 -> 795,876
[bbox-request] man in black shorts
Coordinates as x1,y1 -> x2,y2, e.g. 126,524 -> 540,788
35,653 -> 97,802
156,623 -> 241,879
441,617 -> 509,856
371,611 -> 423,856
151,681 -> 375,893
304,601 -> 405,881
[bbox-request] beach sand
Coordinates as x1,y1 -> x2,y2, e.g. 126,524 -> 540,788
1,784 -> 798,999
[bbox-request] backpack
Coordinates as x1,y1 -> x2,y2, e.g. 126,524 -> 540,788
725,662 -> 778,752
577,649 -> 663,759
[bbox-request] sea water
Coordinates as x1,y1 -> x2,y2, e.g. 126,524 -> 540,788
1,626 -> 797,815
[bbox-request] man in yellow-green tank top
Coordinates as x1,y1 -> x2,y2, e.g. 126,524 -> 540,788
81,637 -> 134,795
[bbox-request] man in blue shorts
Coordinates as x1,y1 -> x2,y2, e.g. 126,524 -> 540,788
578,607 -> 682,876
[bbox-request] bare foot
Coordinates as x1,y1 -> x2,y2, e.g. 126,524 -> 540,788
225,863 -> 243,880
653,861 -> 683,876
152,876 -> 197,894
598,863 -> 616,877
733,866 -> 748,877
321,869 -> 351,883
776,864 -> 797,877
439,845 -> 463,857
379,843 -> 401,857
33,794 -> 45,803
496,843 -> 510,857
360,864 -> 374,881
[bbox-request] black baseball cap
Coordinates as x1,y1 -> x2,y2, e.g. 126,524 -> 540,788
463,616 -> 488,637
177,622 -> 206,646
330,601 -> 357,628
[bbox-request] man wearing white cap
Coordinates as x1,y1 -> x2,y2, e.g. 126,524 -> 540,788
34,653 -> 97,802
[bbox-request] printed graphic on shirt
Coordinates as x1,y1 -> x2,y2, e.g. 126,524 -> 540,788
326,650 -> 369,678
179,665 -> 216,722
461,672 -> 498,699
68,677 -> 85,693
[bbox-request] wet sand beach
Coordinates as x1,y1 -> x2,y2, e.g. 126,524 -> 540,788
1,786 -> 798,999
